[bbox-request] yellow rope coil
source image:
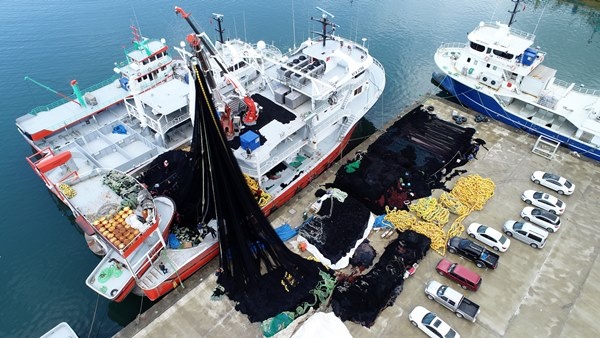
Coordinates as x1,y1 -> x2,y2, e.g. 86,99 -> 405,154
449,174 -> 495,211
384,207 -> 447,255
58,183 -> 77,199
243,174 -> 272,208
439,192 -> 469,215
408,197 -> 449,225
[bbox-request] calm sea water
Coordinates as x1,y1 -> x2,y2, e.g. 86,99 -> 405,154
0,0 -> 598,336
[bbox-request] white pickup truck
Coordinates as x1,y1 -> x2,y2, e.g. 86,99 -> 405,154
424,280 -> 480,322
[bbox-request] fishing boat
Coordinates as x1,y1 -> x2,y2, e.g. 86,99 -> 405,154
19,6 -> 385,301
433,0 -> 600,161
20,32 -> 194,237
174,6 -> 385,216
68,169 -> 218,302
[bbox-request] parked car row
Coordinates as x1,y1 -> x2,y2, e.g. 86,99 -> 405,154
408,171 -> 574,337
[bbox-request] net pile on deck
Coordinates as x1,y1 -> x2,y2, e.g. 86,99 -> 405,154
331,230 -> 431,327
333,105 -> 476,214
183,57 -> 332,322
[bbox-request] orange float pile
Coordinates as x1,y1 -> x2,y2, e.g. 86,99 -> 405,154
92,206 -> 141,250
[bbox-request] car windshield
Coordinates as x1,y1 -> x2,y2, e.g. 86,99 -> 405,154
531,208 -> 542,216
513,222 -> 523,230
564,181 -> 572,188
445,329 -> 457,338
543,173 -> 561,181
422,312 -> 436,325
556,200 -> 563,207
533,192 -> 543,199
477,225 -> 488,233
499,236 -> 508,244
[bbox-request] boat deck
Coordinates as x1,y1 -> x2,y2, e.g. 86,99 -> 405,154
16,78 -> 129,137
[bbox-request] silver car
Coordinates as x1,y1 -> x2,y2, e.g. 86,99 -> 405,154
503,220 -> 548,249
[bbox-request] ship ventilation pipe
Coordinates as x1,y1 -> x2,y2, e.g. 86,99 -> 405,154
70,80 -> 87,108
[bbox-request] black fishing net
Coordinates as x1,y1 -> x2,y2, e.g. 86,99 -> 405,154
333,105 -> 477,214
331,230 -> 431,327
186,56 -> 331,322
298,195 -> 371,265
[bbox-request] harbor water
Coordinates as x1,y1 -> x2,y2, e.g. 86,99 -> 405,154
0,0 -> 598,336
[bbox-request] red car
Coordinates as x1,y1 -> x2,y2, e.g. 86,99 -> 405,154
436,258 -> 482,291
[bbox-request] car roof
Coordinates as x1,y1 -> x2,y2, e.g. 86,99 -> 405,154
452,263 -> 481,283
521,222 -> 549,235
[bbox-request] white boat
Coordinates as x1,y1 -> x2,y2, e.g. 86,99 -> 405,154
174,6 -> 385,216
433,0 -> 600,161
19,7 -> 385,301
40,322 -> 78,338
66,168 -> 218,302
22,7 -> 385,227
20,34 -> 194,236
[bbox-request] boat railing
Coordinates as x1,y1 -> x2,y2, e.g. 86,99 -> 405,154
29,74 -> 122,116
553,78 -> 600,97
437,42 -> 467,51
480,22 -> 536,41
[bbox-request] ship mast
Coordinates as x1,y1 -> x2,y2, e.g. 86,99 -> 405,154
508,0 -> 523,27
311,7 -> 338,47
213,13 -> 225,44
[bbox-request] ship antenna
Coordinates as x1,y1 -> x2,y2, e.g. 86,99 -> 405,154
292,0 -> 297,49
507,0 -> 522,27
311,7 -> 338,47
213,13 -> 225,43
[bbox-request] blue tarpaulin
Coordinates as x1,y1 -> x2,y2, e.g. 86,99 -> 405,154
112,125 -> 127,135
275,223 -> 297,241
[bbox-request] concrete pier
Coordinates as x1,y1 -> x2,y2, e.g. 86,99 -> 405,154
117,96 -> 600,338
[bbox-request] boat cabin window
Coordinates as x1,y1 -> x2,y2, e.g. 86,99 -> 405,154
353,86 -> 363,96
470,42 -> 485,52
467,57 -> 471,63
492,49 -> 514,60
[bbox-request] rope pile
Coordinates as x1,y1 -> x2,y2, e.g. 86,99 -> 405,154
58,183 -> 77,199
445,174 -> 496,250
384,207 -> 447,255
244,174 -> 272,208
408,196 -> 449,225
383,174 -> 496,256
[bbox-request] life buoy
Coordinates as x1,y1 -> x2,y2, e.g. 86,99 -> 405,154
110,289 -> 118,297
243,51 -> 249,56
158,61 -> 162,67
511,65 -> 516,71
484,56 -> 490,62
137,72 -> 141,76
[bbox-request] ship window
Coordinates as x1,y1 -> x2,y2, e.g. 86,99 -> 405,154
354,86 -> 363,95
486,64 -> 490,68
493,49 -> 514,60
486,48 -> 492,53
162,66 -> 167,71
469,42 -> 485,52
467,57 -> 471,63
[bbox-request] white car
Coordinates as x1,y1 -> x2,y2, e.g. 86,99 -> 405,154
521,190 -> 566,215
409,306 -> 460,338
466,223 -> 510,252
521,207 -> 561,233
531,171 -> 575,195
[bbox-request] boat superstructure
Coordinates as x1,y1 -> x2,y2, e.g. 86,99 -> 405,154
433,0 -> 600,161
18,7 -> 385,301
175,6 -> 386,215
21,35 -> 194,212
